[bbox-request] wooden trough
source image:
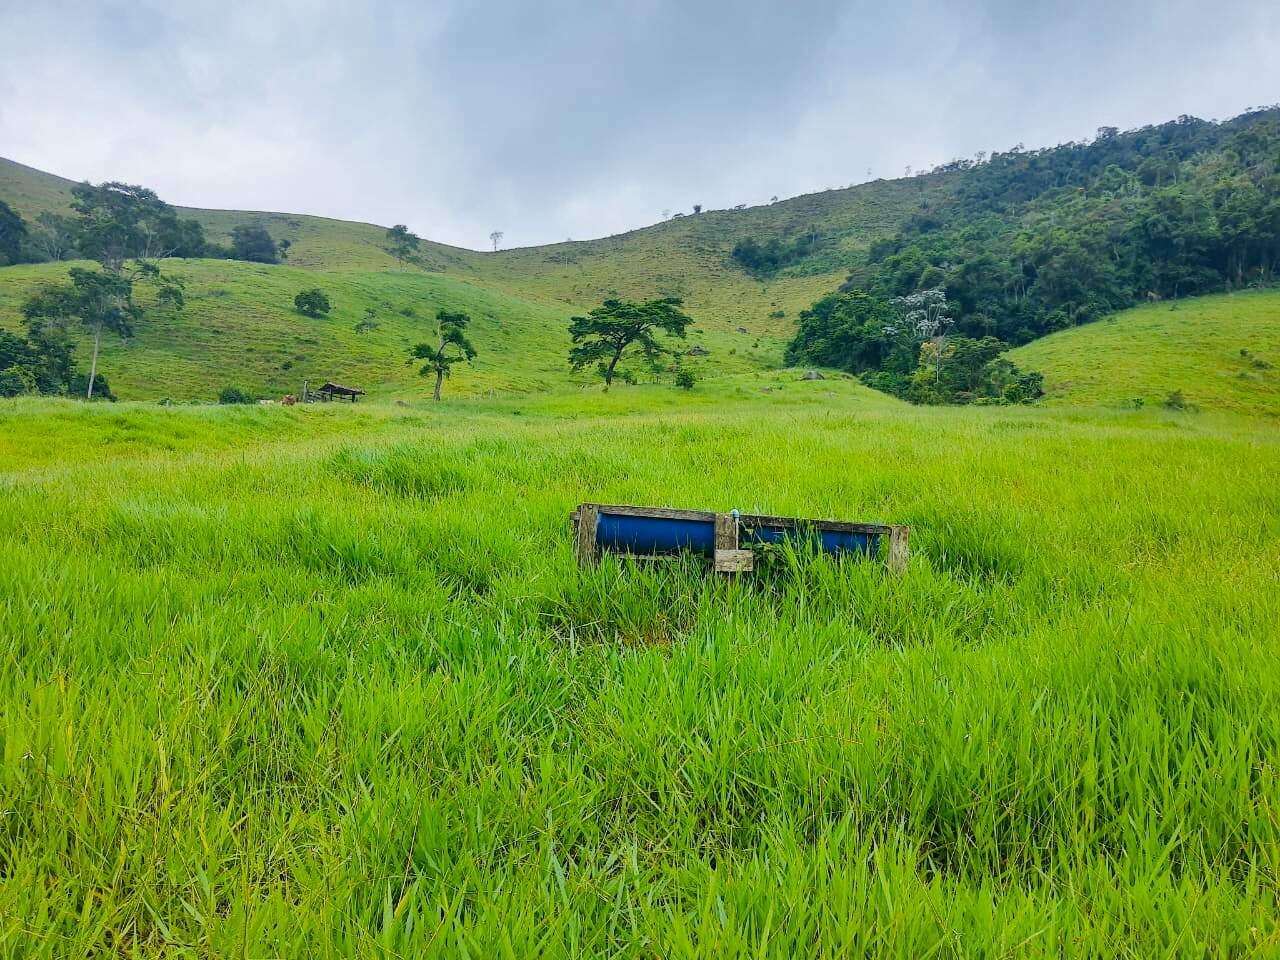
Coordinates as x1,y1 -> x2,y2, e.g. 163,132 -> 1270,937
571,503 -> 909,574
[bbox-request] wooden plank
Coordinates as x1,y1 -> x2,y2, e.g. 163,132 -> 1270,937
714,549 -> 754,573
574,504 -> 600,566
714,512 -> 739,551
580,503 -> 716,523
888,525 -> 910,573
737,513 -> 895,536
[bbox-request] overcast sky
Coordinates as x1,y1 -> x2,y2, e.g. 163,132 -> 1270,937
2,0 -> 1277,250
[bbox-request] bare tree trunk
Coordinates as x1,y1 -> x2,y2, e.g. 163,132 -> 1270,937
603,348 -> 624,392
434,369 -> 444,401
87,322 -> 102,400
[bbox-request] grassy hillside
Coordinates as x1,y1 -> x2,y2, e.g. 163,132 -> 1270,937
1,154 -> 944,358
1,387 -> 1277,955
1011,289 -> 1280,417
0,258 -> 792,400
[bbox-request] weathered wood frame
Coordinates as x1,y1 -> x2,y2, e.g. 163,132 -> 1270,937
570,503 -> 909,574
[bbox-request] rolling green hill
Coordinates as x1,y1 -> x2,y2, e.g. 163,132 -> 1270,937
1010,289 -> 1280,417
0,153 -> 947,399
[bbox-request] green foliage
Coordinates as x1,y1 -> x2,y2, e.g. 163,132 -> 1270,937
294,288 -> 331,317
790,109 -> 1280,396
0,363 -> 36,397
0,198 -> 28,265
217,384 -> 254,404
69,180 -> 207,266
568,297 -> 694,389
674,366 -> 697,389
412,309 -> 477,400
731,230 -> 820,276
783,289 -> 901,373
385,224 -> 420,266
230,224 -> 279,263
68,370 -> 115,400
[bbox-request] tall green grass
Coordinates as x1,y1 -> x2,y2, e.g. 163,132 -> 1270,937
0,386 -> 1277,956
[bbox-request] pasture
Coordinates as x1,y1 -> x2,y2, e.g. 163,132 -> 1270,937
1,383 -> 1276,956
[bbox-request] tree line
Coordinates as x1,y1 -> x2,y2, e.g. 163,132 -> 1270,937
0,188 -> 289,269
785,107 -> 1280,403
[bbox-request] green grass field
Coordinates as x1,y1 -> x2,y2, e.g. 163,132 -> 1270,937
1011,289 -> 1280,417
1,383 -> 1277,956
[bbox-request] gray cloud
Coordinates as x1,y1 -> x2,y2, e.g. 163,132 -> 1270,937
1,0 -> 1276,249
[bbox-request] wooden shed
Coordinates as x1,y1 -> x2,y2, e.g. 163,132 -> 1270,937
314,382 -> 366,403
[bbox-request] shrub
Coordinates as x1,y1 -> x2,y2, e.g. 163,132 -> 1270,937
218,385 -> 254,405
674,367 -> 697,390
0,365 -> 36,398
294,289 -> 331,318
69,372 -> 115,401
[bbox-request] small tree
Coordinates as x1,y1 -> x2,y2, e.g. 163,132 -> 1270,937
489,230 -> 504,252
354,307 -> 380,333
386,224 -> 420,267
295,289 -> 331,317
231,224 -> 278,263
20,268 -> 153,400
568,297 -> 694,391
692,204 -> 703,215
32,212 -> 78,262
278,239 -> 292,261
412,310 -> 476,400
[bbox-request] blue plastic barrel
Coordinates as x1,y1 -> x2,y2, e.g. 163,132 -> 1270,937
595,512 -> 717,556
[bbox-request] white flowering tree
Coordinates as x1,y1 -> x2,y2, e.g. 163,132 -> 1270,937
889,288 -> 953,384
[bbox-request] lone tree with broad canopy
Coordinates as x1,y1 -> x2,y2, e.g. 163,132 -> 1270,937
231,224 -> 278,263
20,181 -> 186,399
412,310 -> 476,400
568,297 -> 694,390
386,224 -> 420,267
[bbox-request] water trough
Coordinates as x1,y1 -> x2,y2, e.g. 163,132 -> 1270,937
571,503 -> 909,574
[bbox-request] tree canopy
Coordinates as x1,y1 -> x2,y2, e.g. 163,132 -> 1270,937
386,224 -> 420,267
568,297 -> 694,390
413,310 -> 476,400
787,109 -> 1280,404
231,224 -> 279,263
294,289 -> 331,317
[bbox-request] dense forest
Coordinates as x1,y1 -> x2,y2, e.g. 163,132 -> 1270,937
784,108 -> 1280,402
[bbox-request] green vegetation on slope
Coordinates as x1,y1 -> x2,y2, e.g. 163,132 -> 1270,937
0,260 -> 782,400
786,109 -> 1280,401
1010,288 -> 1280,416
0,153 -> 943,352
0,387 -> 1277,955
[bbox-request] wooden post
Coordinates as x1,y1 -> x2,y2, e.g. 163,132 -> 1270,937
888,525 -> 910,573
713,511 -> 753,574
574,505 -> 600,566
